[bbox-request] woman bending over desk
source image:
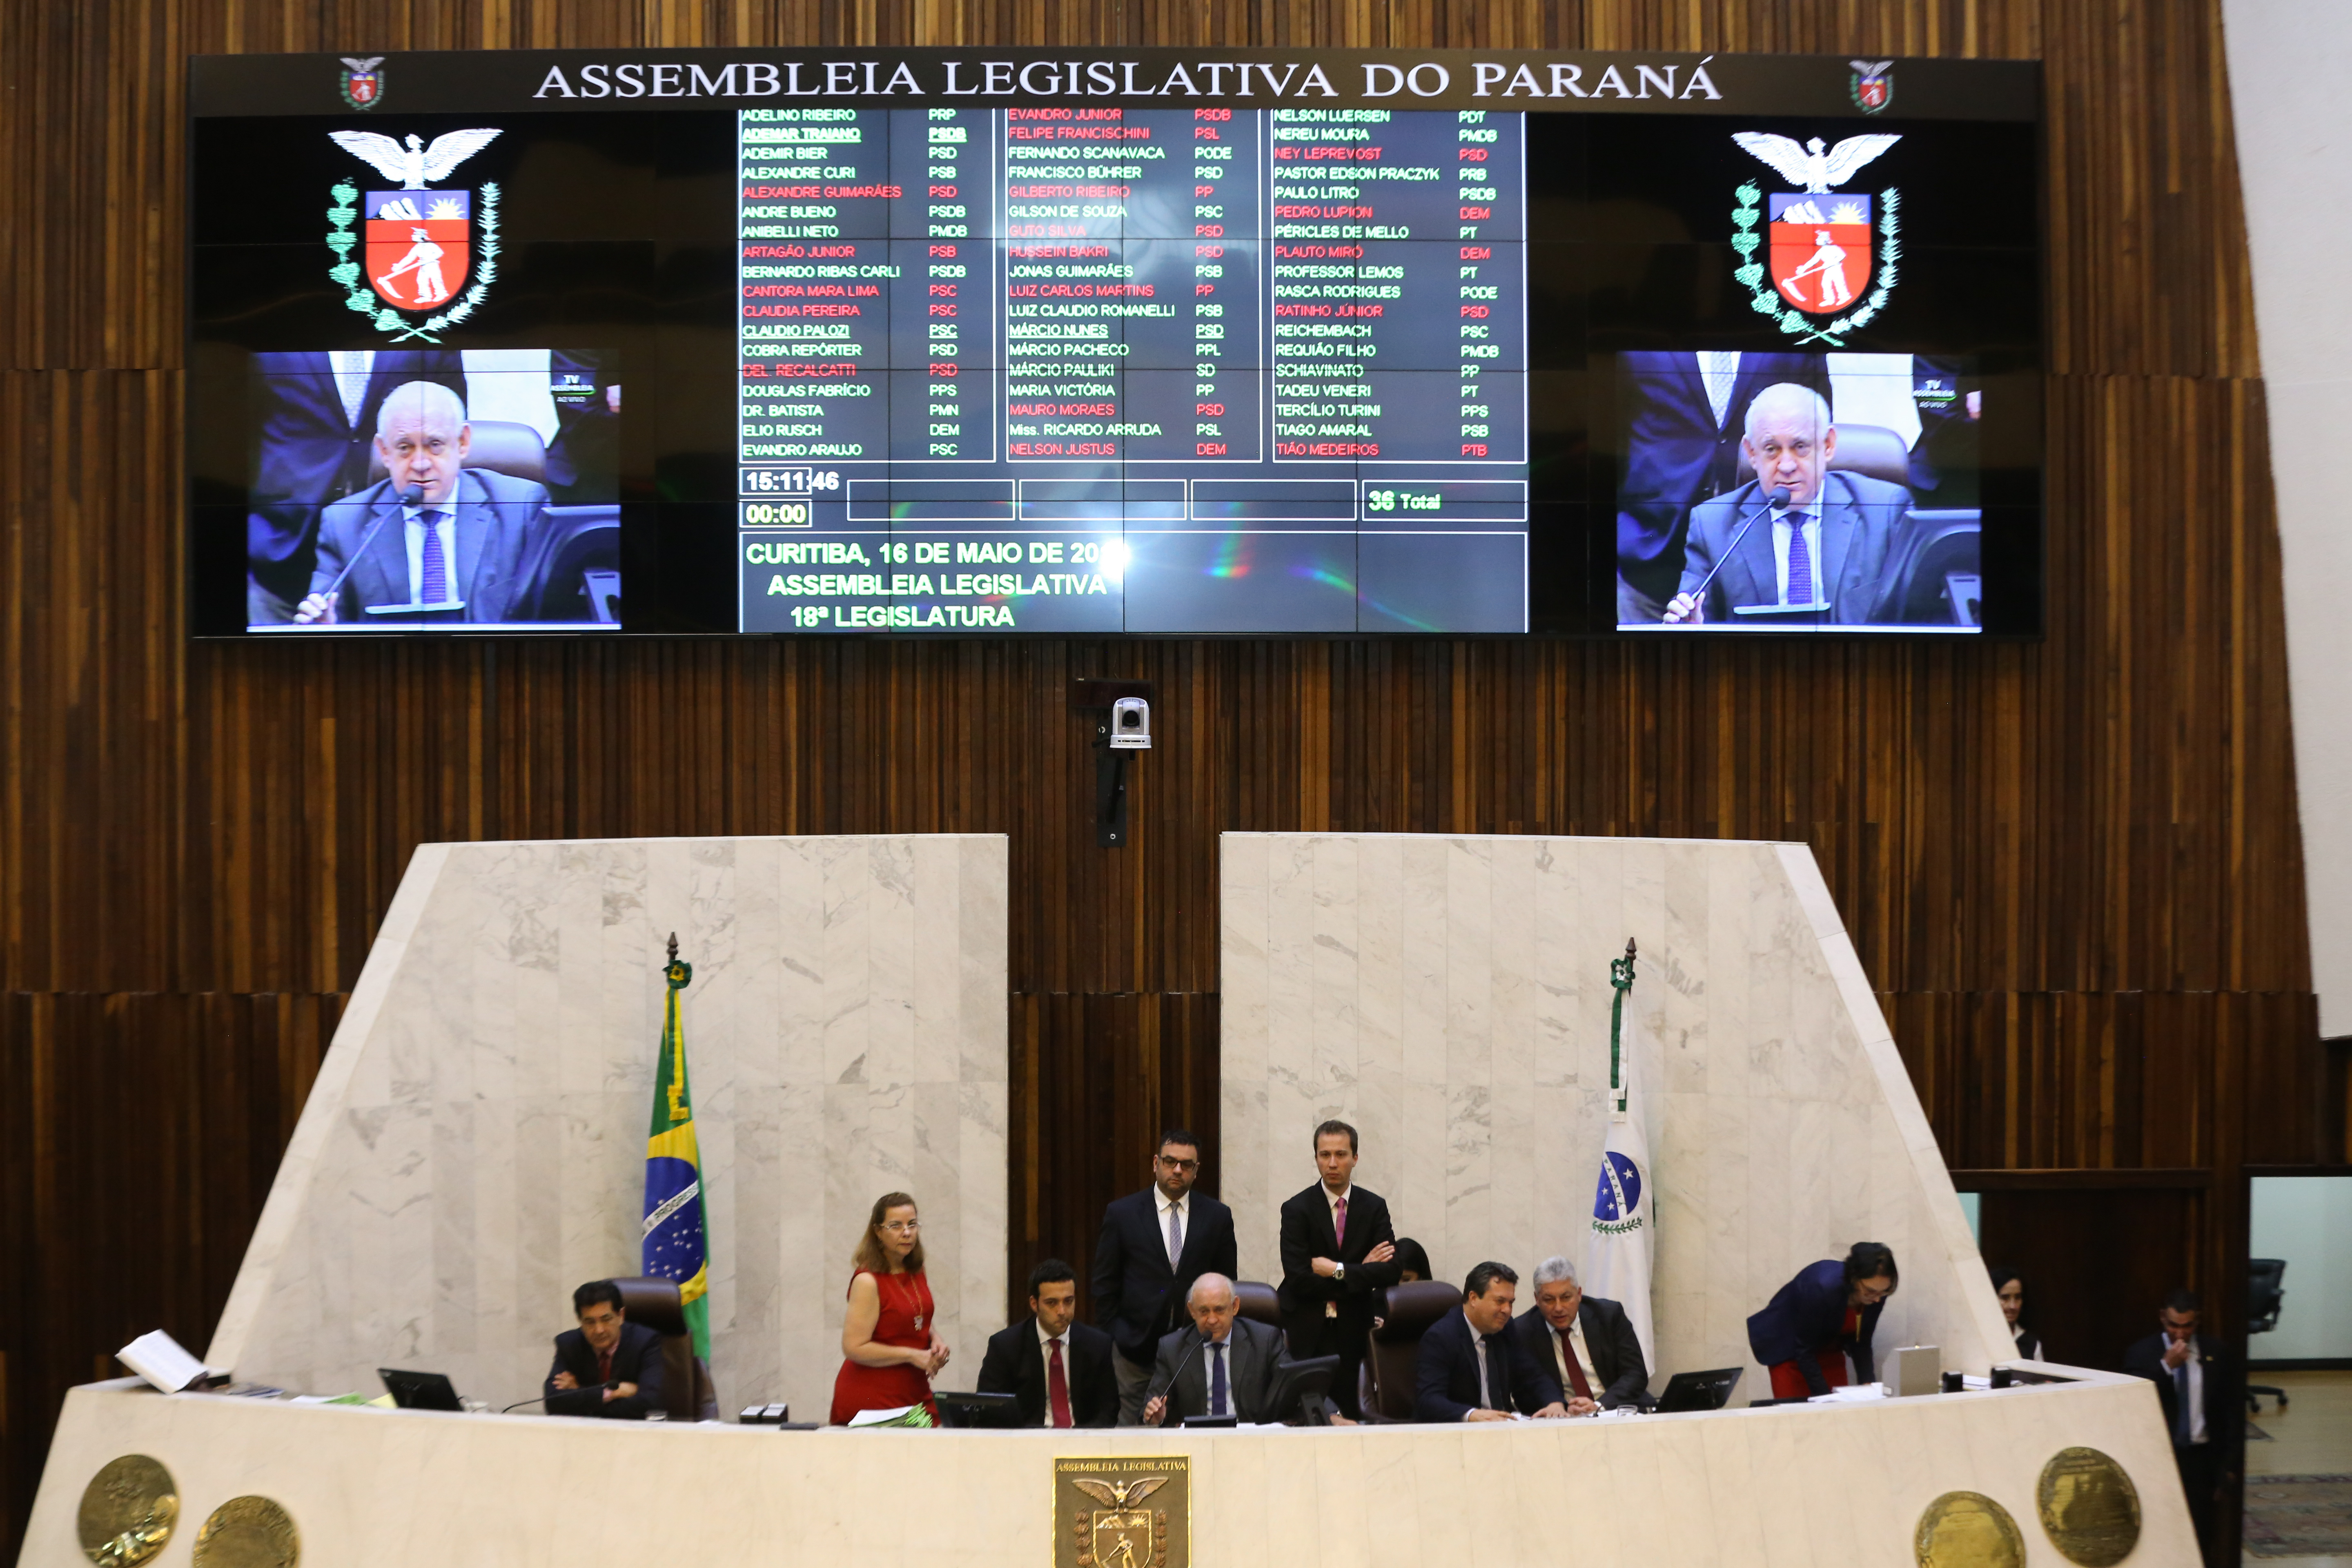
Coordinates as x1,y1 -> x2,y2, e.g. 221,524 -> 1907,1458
1746,1242 -> 1899,1400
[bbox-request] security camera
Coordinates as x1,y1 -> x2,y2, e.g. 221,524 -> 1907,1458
1109,696 -> 1151,750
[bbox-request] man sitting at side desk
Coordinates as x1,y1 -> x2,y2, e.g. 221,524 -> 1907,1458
1511,1255 -> 1648,1412
544,1279 -> 664,1419
976,1258 -> 1118,1428
1416,1262 -> 1569,1422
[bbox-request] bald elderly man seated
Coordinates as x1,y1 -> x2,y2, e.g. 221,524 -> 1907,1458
1662,382 -> 1918,628
1140,1274 -> 1288,1426
294,379 -> 553,626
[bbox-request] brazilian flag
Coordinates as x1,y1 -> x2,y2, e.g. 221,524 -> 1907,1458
642,944 -> 711,1358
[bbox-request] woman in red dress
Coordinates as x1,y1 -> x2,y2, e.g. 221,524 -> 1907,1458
829,1191 -> 950,1424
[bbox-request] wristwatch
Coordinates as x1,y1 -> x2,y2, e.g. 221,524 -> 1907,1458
1334,1262 -> 1346,1280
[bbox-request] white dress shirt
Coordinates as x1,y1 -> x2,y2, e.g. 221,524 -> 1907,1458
401,501 -> 459,606
1322,1183 -> 1352,1317
1155,1187 -> 1191,1267
1549,1313 -> 1603,1400
330,349 -> 376,430
2183,1348 -> 2207,1444
1697,350 -> 1741,430
1463,1309 -> 1495,1420
1769,502 -> 1825,605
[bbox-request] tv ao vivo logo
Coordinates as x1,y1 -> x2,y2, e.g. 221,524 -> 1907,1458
1728,128 -> 1902,345
324,126 -> 503,342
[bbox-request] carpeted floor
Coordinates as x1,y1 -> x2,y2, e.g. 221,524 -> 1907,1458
2243,1475 -> 2352,1559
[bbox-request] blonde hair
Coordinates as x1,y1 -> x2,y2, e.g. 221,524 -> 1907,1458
851,1191 -> 925,1275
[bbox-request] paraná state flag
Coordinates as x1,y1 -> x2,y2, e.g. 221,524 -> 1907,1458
643,948 -> 711,1359
1586,947 -> 1656,1370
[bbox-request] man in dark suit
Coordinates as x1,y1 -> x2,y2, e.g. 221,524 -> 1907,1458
543,1279 -> 666,1419
975,1258 -> 1118,1428
2125,1289 -> 2241,1564
1662,382 -> 1918,628
1617,351 -> 1832,622
1512,1255 -> 1648,1412
1415,1262 -> 1568,1422
1141,1274 -> 1287,1426
292,381 -> 552,626
246,350 -> 467,624
1277,1119 -> 1401,1420
1092,1128 -> 1238,1424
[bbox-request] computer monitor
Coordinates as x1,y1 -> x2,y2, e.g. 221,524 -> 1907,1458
1266,1354 -> 1343,1426
934,1391 -> 1023,1430
378,1368 -> 463,1411
1651,1368 -> 1744,1413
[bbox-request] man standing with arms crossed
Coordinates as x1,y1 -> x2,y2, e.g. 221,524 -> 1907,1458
1278,1119 -> 1401,1421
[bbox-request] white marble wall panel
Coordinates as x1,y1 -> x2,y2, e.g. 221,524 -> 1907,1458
206,835 -> 1008,1421
22,1372 -> 2196,1567
1222,833 -> 2015,1389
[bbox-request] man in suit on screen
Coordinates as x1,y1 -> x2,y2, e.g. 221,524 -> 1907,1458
293,380 -> 550,626
1092,1129 -> 1238,1424
245,350 -> 467,624
1510,1254 -> 1648,1412
976,1258 -> 1118,1428
1277,1119 -> 1401,1420
1662,383 -> 1916,627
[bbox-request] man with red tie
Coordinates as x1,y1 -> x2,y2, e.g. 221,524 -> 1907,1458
975,1259 -> 1118,1428
1509,1255 -> 1650,1412
544,1279 -> 667,1419
1277,1119 -> 1402,1419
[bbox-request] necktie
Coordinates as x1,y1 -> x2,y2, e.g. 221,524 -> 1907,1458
1786,512 -> 1814,605
1560,1328 -> 1595,1401
1166,1201 -> 1184,1270
1209,1341 -> 1228,1417
2173,1359 -> 2192,1445
1475,1336 -> 1494,1409
1047,1337 -> 1074,1428
1333,1196 -> 1348,1250
419,511 -> 449,604
330,349 -> 371,430
597,1346 -> 613,1385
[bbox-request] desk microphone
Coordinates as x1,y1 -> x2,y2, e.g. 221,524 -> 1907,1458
1678,484 -> 1791,617
1148,1329 -> 1213,1426
307,483 -> 425,620
500,1396 -> 549,1413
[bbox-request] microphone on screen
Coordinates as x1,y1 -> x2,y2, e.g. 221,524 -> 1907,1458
1678,484 -> 1792,617
306,483 -> 428,621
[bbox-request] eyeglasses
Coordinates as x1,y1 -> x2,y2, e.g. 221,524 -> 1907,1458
1156,1156 -> 1198,1172
881,1220 -> 921,1234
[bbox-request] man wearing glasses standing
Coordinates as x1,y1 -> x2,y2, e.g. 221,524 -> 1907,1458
1092,1131 -> 1238,1425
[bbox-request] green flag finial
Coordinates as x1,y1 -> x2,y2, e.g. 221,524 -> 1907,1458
1608,939 -> 1636,1106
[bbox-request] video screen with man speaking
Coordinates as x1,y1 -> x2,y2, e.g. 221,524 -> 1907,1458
241,349 -> 622,630
1612,352 -> 1984,633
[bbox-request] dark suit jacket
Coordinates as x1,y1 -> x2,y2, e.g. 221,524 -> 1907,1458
2123,1332 -> 2241,1451
1510,1296 -> 1649,1409
1415,1306 -> 1563,1422
974,1317 -> 1118,1428
543,1321 -> 666,1419
1617,352 -> 1834,596
247,352 -> 468,599
1143,1316 -> 1287,1424
1276,1183 -> 1401,1356
1747,1260 -> 1886,1393
1675,472 -> 1918,627
1091,1188 -> 1239,1366
309,469 -> 551,624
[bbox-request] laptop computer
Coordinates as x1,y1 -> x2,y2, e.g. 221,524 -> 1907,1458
934,1391 -> 1024,1429
378,1368 -> 464,1411
1651,1367 -> 1743,1413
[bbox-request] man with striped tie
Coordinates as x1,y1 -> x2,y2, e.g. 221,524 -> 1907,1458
1661,382 -> 1916,628
294,380 -> 551,626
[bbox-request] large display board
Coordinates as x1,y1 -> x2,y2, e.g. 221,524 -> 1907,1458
187,49 -> 2042,637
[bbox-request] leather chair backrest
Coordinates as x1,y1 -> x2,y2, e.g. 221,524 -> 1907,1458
610,1276 -> 719,1421
366,418 -> 547,485
1231,1280 -> 1282,1333
1365,1281 -> 1465,1421
1825,421 -> 1910,489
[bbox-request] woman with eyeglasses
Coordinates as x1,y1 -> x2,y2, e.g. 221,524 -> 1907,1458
1746,1242 -> 1900,1400
829,1191 -> 950,1425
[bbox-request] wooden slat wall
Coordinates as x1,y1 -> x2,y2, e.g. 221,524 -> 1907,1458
0,0 -> 2321,1555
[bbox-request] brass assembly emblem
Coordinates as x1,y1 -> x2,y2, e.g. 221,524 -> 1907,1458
76,1454 -> 178,1566
1054,1456 -> 1189,1568
191,1494 -> 300,1568
1915,1489 -> 2025,1568
2036,1447 -> 2142,1565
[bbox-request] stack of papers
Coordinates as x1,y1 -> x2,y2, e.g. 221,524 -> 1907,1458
1811,1383 -> 1890,1403
846,1404 -> 935,1428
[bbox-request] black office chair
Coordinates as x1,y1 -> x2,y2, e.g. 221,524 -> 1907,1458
2247,1258 -> 2290,1414
525,508 -> 619,622
1886,511 -> 1982,626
